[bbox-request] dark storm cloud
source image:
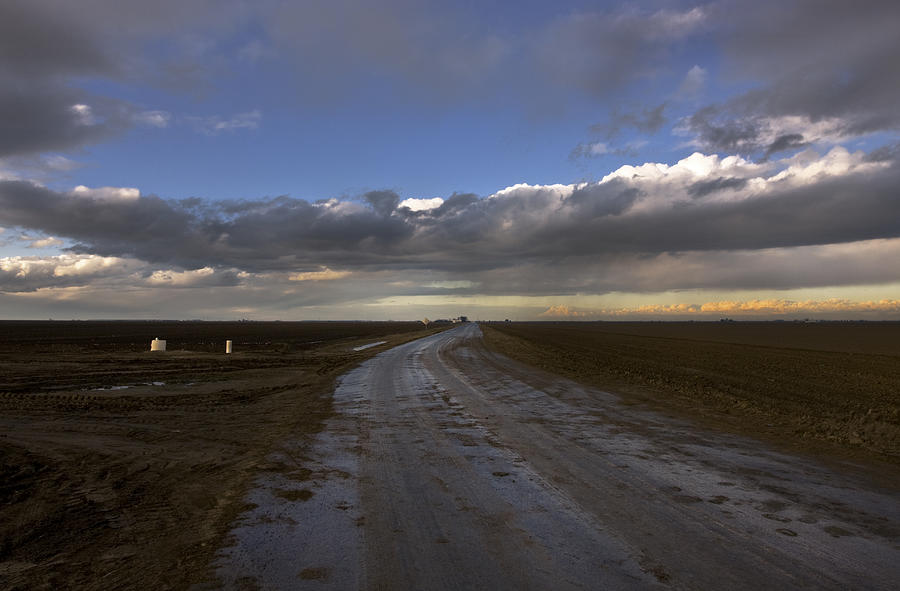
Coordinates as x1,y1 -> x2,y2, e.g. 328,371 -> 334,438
264,2 -> 710,108
0,1 -> 114,79
602,168 -> 900,253
721,0 -> 900,127
684,0 -> 900,153
6,0 -> 898,165
565,183 -> 641,217
591,103 -> 667,139
0,182 -> 415,271
687,177 -> 749,199
472,165 -> 900,262
0,181 -> 198,261
0,85 -> 134,158
682,111 -> 812,159
536,7 -> 705,100
5,154 -> 899,279
0,1 -> 124,157
264,0 -> 510,102
216,195 -> 414,264
864,143 -> 900,163
462,238 -> 900,297
0,0 -> 247,158
683,106 -> 762,154
762,134 -> 807,161
365,190 -> 401,217
260,0 -> 896,141
432,193 -> 479,217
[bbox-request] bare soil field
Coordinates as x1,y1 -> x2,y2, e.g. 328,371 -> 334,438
0,321 -> 445,590
482,321 -> 900,470
219,323 -> 900,590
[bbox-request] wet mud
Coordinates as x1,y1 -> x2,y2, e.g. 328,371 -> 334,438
220,324 -> 900,590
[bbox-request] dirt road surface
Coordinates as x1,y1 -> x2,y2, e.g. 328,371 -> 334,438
215,324 -> 900,590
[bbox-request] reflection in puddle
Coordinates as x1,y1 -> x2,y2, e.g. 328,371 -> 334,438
352,340 -> 387,352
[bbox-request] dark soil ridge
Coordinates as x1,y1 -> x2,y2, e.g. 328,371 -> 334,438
481,322 -> 900,471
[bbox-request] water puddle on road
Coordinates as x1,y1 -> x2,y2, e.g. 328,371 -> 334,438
211,372 -> 365,590
210,325 -> 900,590
351,341 -> 386,352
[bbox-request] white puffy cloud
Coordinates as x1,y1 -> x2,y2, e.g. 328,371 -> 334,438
0,254 -> 249,292
1,147 -> 898,317
51,254 -> 133,277
3,146 -> 896,281
70,184 -> 140,201
0,254 -> 140,291
492,182 -> 575,200
768,146 -> 884,183
601,151 -> 764,184
399,197 -> 444,212
595,147 -> 886,213
23,235 -> 63,248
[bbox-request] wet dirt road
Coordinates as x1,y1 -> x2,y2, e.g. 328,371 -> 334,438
216,324 -> 900,590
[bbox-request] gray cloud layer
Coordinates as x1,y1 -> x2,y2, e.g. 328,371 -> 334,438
4,1 -> 898,161
0,0 -> 250,159
2,156 -> 898,282
2,1 -> 899,310
682,0 -> 900,155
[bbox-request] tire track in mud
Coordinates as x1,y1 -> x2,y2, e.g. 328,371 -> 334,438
217,324 -> 900,590
354,342 -> 653,590
425,328 -> 900,589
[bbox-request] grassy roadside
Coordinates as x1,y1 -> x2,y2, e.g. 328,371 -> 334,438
481,322 -> 900,470
0,324 -> 449,590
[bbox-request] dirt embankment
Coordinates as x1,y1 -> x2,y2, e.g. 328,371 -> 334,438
0,321 -> 446,590
481,322 -> 900,467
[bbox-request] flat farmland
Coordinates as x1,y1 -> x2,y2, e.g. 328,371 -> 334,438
482,321 -> 900,466
3,320 -> 898,589
0,321 -> 445,590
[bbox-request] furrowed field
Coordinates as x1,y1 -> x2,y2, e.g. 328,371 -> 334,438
3,319 -> 898,589
0,321 -> 446,590
482,321 -> 900,465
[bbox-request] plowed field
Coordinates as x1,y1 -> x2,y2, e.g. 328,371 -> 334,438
482,321 -> 900,465
0,321 -> 445,590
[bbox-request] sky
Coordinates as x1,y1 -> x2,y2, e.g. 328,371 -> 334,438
1,0 -> 899,321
